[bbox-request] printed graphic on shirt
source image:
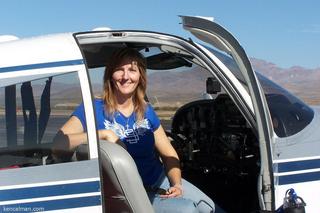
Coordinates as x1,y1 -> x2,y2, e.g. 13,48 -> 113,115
134,119 -> 151,135
124,128 -> 139,144
103,118 -> 151,144
103,118 -> 126,139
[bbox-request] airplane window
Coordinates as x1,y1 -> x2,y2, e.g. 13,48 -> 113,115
257,73 -> 314,137
205,44 -> 314,138
0,72 -> 86,170
204,45 -> 250,93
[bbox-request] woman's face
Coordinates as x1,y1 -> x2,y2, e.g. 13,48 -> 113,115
112,58 -> 141,98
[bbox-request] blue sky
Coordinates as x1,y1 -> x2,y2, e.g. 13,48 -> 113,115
1,0 -> 319,69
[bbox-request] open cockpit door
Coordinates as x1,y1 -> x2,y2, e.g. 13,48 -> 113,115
180,16 -> 275,211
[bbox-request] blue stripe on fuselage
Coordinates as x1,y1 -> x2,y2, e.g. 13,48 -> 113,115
275,159 -> 320,185
0,59 -> 84,73
0,181 -> 100,202
277,158 -> 320,173
278,171 -> 320,185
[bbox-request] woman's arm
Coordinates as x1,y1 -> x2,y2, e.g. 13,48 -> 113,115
52,116 -> 86,157
154,125 -> 183,198
52,116 -> 120,158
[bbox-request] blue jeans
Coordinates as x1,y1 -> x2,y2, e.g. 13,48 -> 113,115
147,172 -> 215,213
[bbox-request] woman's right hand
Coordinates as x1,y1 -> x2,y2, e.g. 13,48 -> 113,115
98,129 -> 120,143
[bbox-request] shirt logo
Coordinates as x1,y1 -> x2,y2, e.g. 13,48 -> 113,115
103,118 -> 151,144
124,129 -> 139,144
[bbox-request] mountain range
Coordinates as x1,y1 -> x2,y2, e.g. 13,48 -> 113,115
146,57 -> 320,106
2,57 -> 318,109
250,58 -> 320,105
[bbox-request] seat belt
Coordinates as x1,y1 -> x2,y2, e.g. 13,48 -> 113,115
21,81 -> 37,149
5,85 -> 17,147
38,77 -> 52,143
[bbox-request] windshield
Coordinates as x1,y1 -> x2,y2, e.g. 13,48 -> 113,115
256,73 -> 314,137
206,45 -> 314,138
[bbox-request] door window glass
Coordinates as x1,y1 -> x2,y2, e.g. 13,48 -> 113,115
0,72 -> 86,170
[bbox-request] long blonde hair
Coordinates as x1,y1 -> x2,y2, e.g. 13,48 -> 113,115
103,47 -> 147,121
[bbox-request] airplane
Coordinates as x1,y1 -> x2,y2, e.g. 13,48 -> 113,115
0,15 -> 318,212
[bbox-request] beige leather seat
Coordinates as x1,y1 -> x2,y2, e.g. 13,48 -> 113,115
99,141 -> 154,213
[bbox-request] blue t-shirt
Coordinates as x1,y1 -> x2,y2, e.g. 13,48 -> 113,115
72,99 -> 163,186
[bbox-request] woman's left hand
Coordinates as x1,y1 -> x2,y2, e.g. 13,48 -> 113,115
159,184 -> 183,198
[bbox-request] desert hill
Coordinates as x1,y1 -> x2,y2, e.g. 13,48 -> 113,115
250,58 -> 320,105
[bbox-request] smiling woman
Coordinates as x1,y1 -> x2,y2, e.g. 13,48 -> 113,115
111,60 -> 140,96
103,48 -> 147,121
53,47 -> 216,212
